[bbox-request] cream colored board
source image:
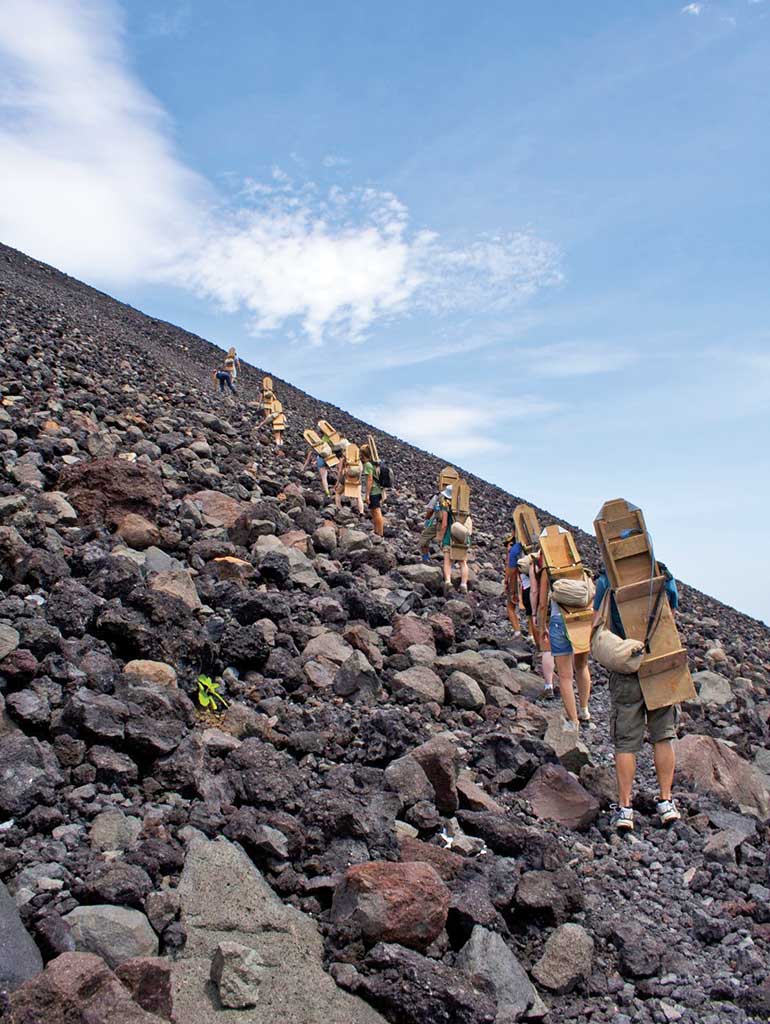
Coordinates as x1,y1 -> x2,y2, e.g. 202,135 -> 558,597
539,524 -> 591,652
513,504 -> 541,554
594,498 -> 694,709
303,428 -> 339,468
439,466 -> 461,492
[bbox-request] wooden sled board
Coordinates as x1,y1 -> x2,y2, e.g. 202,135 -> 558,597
539,524 -> 592,655
452,478 -> 471,517
343,443 -> 362,497
303,428 -> 339,468
439,466 -> 460,492
594,498 -> 695,710
514,504 -> 541,554
318,419 -> 346,447
367,434 -> 380,464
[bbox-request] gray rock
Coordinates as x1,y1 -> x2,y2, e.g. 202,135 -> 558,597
391,665 -> 445,704
0,623 -> 20,661
171,835 -> 387,1023
544,716 -> 591,773
693,670 -> 732,706
445,671 -> 486,710
531,923 -> 593,993
455,924 -> 539,1021
0,879 -> 43,992
64,905 -> 158,968
333,650 -> 380,700
210,940 -> 266,1008
89,809 -> 143,852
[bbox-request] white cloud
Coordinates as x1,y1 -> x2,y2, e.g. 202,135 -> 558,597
681,3 -> 704,14
362,387 -> 558,460
0,0 -> 562,345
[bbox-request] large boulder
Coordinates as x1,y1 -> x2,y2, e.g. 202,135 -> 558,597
675,734 -> 770,820
0,879 -> 43,992
63,905 -> 158,968
331,860 -> 449,951
692,670 -> 732,706
390,666 -> 445,705
7,952 -> 164,1024
388,615 -> 435,655
531,923 -> 594,994
189,489 -> 250,528
409,735 -> 460,815
522,764 -> 600,831
172,835 -> 386,1024
455,925 -> 540,1021
58,458 -> 163,526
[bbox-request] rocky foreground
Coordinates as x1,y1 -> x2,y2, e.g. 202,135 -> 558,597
0,241 -> 769,1024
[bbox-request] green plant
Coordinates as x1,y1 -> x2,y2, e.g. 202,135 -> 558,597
197,674 -> 229,712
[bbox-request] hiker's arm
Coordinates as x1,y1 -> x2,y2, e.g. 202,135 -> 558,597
364,468 -> 372,499
530,570 -> 539,622
302,450 -> 312,470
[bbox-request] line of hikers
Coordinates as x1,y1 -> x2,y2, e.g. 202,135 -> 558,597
213,348 -> 685,837
504,523 -> 683,834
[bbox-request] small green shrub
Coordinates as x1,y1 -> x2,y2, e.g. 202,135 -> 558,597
197,674 -> 229,712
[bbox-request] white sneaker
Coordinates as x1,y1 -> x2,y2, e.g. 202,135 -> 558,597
612,806 -> 635,832
656,798 -> 681,826
578,707 -> 595,729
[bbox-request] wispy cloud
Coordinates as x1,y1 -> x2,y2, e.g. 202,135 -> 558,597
147,4 -> 190,38
0,0 -> 563,346
362,387 -> 558,459
322,154 -> 350,168
515,340 -> 638,378
681,3 -> 704,14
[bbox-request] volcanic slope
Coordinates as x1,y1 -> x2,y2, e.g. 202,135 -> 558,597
0,239 -> 769,1024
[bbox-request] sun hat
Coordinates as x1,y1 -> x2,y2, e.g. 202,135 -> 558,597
441,486 -> 453,499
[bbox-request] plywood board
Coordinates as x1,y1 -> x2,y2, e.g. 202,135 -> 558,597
343,443 -> 362,498
318,419 -> 346,447
453,479 -> 471,517
594,498 -> 695,709
513,504 -> 541,554
539,525 -> 591,654
439,466 -> 461,492
303,428 -> 339,468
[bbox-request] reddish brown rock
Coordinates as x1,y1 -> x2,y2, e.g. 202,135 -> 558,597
399,835 -> 464,881
115,956 -> 174,1020
410,735 -> 460,815
675,735 -> 770,820
522,763 -> 600,831
58,459 -> 163,526
428,612 -> 455,650
388,614 -> 436,655
116,513 -> 161,550
211,556 -> 256,582
331,860 -> 450,951
8,951 -> 160,1023
188,489 -> 250,528
457,775 -> 505,814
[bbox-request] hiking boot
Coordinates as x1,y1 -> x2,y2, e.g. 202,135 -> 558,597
459,583 -> 469,593
539,684 -> 557,702
611,806 -> 635,833
656,798 -> 681,826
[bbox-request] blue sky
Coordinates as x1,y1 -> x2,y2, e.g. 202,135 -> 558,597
1,0 -> 769,621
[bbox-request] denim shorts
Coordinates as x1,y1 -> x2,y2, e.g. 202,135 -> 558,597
549,612 -> 574,656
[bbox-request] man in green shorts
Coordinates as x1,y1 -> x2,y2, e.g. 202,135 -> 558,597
360,443 -> 384,537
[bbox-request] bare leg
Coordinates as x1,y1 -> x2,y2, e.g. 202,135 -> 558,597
356,496 -> 364,514
615,752 -> 637,807
541,651 -> 555,687
653,741 -> 675,801
372,507 -> 384,536
334,489 -> 342,510
460,559 -> 469,589
574,652 -> 592,712
506,601 -> 520,631
443,551 -> 452,586
319,467 -> 330,496
554,653 -> 579,725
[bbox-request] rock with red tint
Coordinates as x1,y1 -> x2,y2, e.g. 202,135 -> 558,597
675,734 -> 770,820
398,836 -> 464,882
457,775 -> 504,814
522,764 -> 599,831
115,956 -> 174,1020
188,489 -> 250,528
58,459 -> 163,526
331,860 -> 450,951
428,612 -> 455,651
410,734 -> 460,815
116,513 -> 161,550
8,951 -> 162,1023
388,615 -> 435,655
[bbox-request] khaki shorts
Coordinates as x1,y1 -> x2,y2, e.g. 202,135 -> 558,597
608,672 -> 678,753
419,524 -> 437,550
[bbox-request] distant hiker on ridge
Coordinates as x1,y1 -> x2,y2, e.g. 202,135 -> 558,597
225,346 -> 240,381
213,357 -> 237,396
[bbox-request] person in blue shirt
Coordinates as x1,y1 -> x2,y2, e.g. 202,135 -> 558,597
593,557 -> 681,834
505,533 -> 555,699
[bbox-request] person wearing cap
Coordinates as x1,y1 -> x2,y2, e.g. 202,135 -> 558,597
437,485 -> 469,592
